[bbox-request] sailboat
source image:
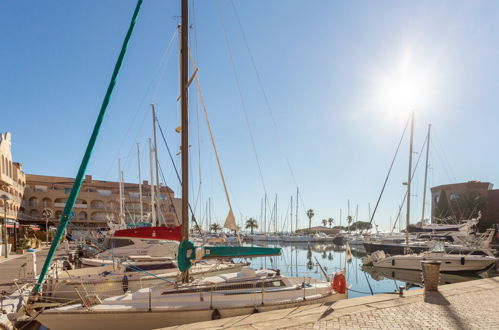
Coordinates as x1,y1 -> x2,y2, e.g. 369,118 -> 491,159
27,1 -> 348,329
362,115 -> 497,272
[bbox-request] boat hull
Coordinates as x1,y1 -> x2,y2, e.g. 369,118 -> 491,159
37,292 -> 346,330
373,255 -> 496,272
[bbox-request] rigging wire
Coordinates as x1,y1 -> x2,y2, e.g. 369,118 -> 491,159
216,4 -> 270,206
104,30 -> 178,179
369,117 -> 410,226
155,116 -> 202,234
228,0 -> 307,215
391,133 -> 429,232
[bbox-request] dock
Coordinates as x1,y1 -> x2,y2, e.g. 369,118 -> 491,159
163,276 -> 499,330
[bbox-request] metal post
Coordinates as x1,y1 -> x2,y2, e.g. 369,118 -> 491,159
180,0 -> 189,240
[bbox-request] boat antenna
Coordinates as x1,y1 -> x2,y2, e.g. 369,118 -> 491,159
33,0 -> 144,295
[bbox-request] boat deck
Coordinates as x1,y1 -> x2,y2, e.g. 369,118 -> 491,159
161,276 -> 499,330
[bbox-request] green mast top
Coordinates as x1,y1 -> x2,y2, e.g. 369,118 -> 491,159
33,0 -> 144,294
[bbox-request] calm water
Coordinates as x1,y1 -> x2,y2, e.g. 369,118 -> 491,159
242,242 -> 497,299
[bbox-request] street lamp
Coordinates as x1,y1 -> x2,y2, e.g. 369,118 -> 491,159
42,208 -> 53,245
1,194 -> 10,258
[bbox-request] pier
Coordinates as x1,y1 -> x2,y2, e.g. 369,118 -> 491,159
163,276 -> 499,330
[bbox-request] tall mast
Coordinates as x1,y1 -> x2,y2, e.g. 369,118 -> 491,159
180,0 -> 190,281
290,195 -> 293,233
136,143 -> 144,222
264,193 -> 267,234
151,104 -> 162,226
118,158 -> 125,227
295,187 -> 299,232
406,111 -> 415,245
421,124 -> 431,225
148,138 -> 156,225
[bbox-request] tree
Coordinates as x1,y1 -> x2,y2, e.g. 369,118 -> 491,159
210,223 -> 222,233
328,218 -> 334,228
245,218 -> 258,235
434,190 -> 450,221
450,190 -> 487,221
346,215 -> 353,233
321,219 -> 327,227
350,221 -> 372,233
306,209 -> 315,232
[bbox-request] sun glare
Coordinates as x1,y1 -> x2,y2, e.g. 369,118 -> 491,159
375,49 -> 433,117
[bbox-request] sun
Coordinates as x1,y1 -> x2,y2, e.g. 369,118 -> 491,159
374,50 -> 433,117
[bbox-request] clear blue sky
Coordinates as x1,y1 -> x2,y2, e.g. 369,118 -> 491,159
2,0 -> 498,232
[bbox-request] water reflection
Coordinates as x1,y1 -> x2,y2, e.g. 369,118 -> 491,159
243,241 -> 497,298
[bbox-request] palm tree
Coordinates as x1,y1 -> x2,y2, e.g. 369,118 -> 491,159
321,219 -> 327,227
210,223 -> 222,233
245,218 -> 258,235
328,218 -> 334,228
347,215 -> 353,233
306,209 -> 315,232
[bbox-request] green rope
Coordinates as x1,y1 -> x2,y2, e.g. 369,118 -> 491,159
34,0 -> 144,294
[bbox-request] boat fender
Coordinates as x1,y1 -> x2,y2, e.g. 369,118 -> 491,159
252,307 -> 260,314
392,259 -> 395,266
461,257 -> 465,265
212,309 -> 222,320
331,271 -> 346,294
122,275 -> 129,293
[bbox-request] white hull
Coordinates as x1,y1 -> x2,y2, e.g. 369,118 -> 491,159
45,263 -> 245,301
38,291 -> 345,330
373,253 -> 496,272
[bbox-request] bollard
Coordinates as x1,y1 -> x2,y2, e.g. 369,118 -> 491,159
421,260 -> 441,292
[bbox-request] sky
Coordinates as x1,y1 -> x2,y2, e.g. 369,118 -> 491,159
2,0 -> 499,232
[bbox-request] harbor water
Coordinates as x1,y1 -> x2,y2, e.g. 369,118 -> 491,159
244,242 -> 498,298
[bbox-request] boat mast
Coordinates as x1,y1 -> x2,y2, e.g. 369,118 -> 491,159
149,138 -> 156,225
421,124 -> 431,225
118,158 -> 125,227
295,187 -> 299,232
406,111 -> 415,245
180,0 -> 189,281
151,103 -> 162,226
136,143 -> 144,222
290,195 -> 293,233
32,0 -> 144,294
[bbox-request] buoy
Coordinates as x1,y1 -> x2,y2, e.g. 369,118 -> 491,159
331,271 -> 346,294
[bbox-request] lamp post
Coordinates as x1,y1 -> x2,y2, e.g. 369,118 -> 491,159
1,194 -> 10,258
42,208 -> 53,246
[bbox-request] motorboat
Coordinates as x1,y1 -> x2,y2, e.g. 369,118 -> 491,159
363,243 -> 497,272
36,267 -> 348,330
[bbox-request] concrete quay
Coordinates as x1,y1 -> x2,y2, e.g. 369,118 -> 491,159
164,276 -> 499,330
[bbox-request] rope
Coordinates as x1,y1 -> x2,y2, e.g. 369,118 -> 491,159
216,5 -> 270,203
188,50 -> 240,244
155,118 -> 203,236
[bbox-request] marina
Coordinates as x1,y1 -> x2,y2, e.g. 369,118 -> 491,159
2,0 -> 499,329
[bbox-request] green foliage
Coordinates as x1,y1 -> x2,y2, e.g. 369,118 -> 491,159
349,221 -> 372,233
306,209 -> 314,232
321,219 -> 327,227
209,223 -> 222,233
327,218 -> 334,228
245,218 -> 258,235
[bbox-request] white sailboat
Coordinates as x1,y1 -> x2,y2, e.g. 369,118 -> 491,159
37,267 -> 346,330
